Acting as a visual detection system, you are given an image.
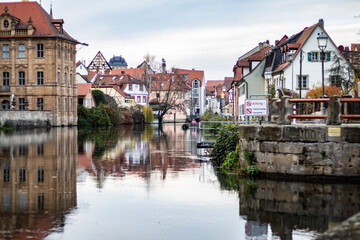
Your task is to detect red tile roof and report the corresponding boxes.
[151,73,191,91]
[112,68,145,79]
[77,83,92,96]
[273,23,317,73]
[172,68,204,86]
[0,2,77,42]
[93,74,143,86]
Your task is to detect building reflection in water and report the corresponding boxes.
[239,178,360,240]
[0,128,77,239]
[77,124,206,187]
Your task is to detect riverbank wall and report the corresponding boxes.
[239,124,360,177]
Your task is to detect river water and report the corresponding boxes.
[0,124,359,240]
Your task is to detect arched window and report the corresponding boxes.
[1,100,10,110]
[192,79,199,88]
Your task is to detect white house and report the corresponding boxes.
[92,74,149,107]
[265,19,353,98]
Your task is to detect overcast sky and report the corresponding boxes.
[5,0,360,79]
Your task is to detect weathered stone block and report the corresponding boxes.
[279,142,304,154]
[283,126,303,141]
[246,141,260,152]
[303,127,326,142]
[324,166,333,175]
[350,157,360,168]
[344,144,360,156]
[311,166,324,175]
[260,142,279,153]
[304,143,320,152]
[239,126,259,140]
[343,127,360,143]
[258,126,282,141]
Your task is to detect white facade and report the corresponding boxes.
[276,25,352,97]
[124,83,149,106]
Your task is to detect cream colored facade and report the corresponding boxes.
[0,2,78,126]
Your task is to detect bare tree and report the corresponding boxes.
[150,72,191,125]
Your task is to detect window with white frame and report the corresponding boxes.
[2,44,9,58]
[297,75,309,89]
[18,44,25,58]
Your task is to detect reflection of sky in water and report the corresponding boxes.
[47,165,246,240]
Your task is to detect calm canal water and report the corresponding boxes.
[0,124,359,240]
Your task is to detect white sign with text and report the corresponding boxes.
[245,99,268,116]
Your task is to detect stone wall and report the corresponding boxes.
[239,125,360,177]
[0,110,52,127]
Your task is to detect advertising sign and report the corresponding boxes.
[245,99,268,116]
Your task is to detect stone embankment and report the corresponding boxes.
[239,124,360,177]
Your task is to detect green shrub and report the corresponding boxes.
[210,124,239,165]
[246,165,259,175]
[244,149,256,166]
[222,147,240,172]
[104,105,124,125]
[92,90,105,105]
[90,104,111,126]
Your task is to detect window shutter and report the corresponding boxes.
[326,52,331,61]
[308,52,312,61]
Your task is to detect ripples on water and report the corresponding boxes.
[0,124,359,240]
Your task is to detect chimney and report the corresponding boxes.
[162,58,166,73]
[275,40,280,46]
[318,19,324,28]
[259,42,263,50]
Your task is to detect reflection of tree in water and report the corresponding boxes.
[80,125,195,188]
[78,126,130,159]
[214,171,240,192]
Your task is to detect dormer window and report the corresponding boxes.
[3,20,9,29]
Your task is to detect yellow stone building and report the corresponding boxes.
[0,1,78,126]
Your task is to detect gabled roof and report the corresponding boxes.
[0,2,77,42]
[267,22,318,74]
[77,83,92,96]
[111,68,145,79]
[172,68,204,86]
[233,44,272,81]
[92,74,143,86]
[151,73,191,91]
[87,51,112,72]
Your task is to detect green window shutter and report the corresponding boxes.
[308,52,312,61]
[326,52,331,61]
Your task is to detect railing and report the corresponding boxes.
[271,96,360,125]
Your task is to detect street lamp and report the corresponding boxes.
[317,33,328,98]
[317,32,328,123]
